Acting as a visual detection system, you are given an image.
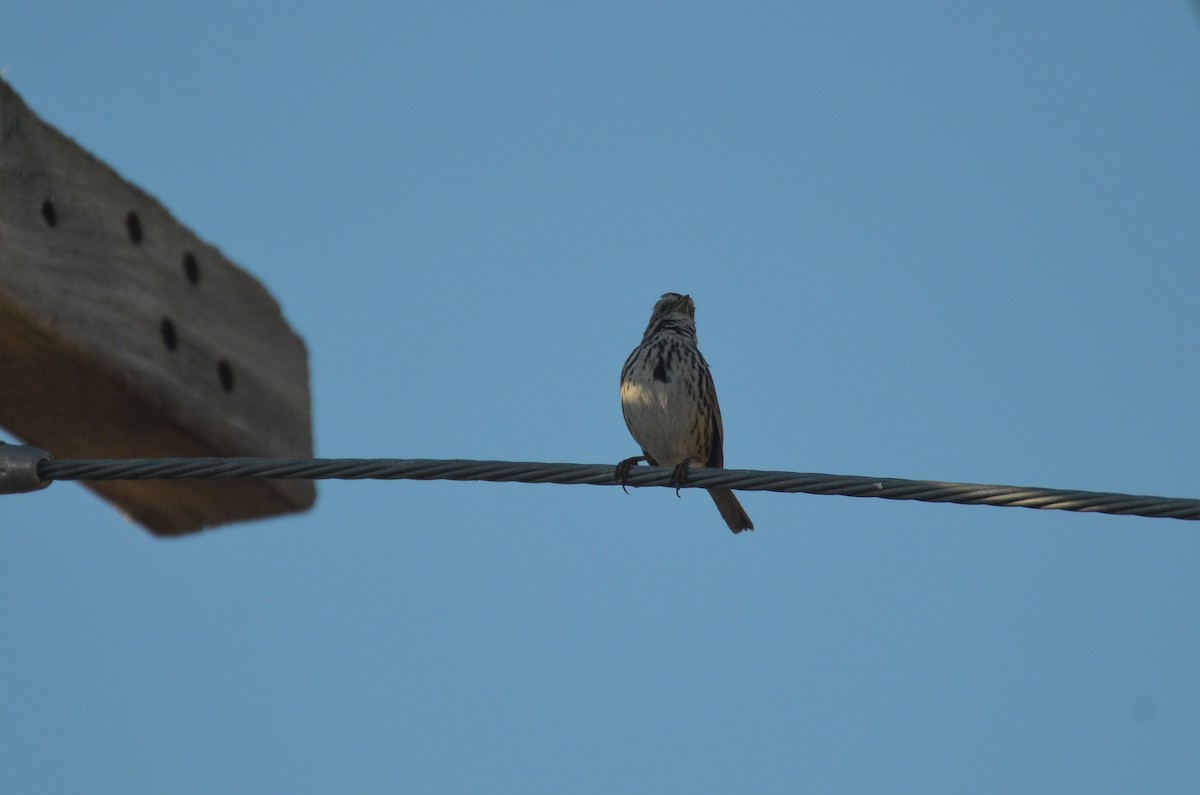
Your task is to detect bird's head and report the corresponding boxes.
[642,292,697,339]
[650,292,694,321]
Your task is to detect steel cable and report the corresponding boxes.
[31,456,1200,521]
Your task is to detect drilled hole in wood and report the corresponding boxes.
[41,199,57,227]
[218,360,234,392]
[183,252,200,284]
[160,318,177,351]
[126,211,143,243]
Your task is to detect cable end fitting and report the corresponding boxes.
[0,442,53,494]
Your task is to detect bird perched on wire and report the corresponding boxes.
[616,293,754,533]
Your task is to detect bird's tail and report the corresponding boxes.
[708,488,754,534]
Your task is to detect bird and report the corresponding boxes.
[616,292,754,533]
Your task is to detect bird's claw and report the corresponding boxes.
[615,456,648,494]
[671,461,691,499]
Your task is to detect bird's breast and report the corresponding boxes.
[620,348,707,467]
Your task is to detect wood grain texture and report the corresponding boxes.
[0,78,315,535]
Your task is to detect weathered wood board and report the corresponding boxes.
[0,78,315,535]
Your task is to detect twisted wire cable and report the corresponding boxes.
[32,456,1200,521]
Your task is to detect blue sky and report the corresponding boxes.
[3,2,1200,791]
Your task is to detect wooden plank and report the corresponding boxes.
[0,78,315,535]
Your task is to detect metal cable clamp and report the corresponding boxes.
[0,443,53,494]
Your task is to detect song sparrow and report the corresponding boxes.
[616,293,753,533]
